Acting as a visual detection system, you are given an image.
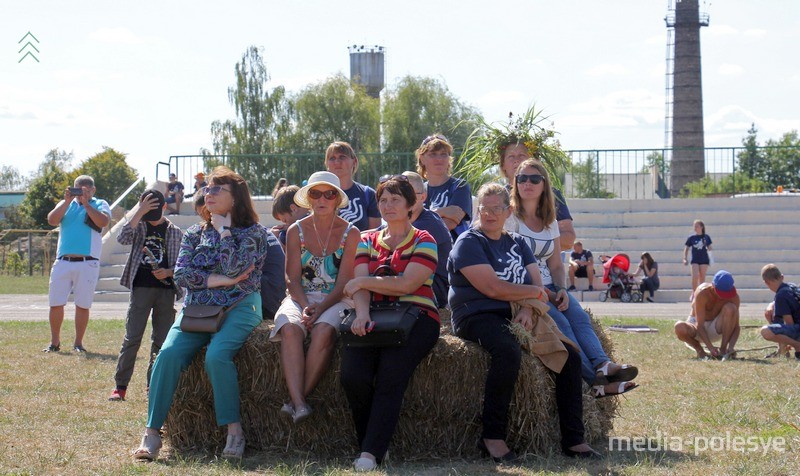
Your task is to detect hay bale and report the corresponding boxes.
[166,311,618,459]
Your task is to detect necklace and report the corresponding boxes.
[312,215,336,256]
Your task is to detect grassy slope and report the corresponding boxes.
[0,318,797,475]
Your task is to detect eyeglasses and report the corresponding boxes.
[420,134,449,146]
[201,185,232,196]
[515,173,545,185]
[307,188,340,200]
[478,205,509,216]
[378,174,409,184]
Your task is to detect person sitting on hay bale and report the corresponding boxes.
[269,171,360,423]
[133,166,271,461]
[674,270,740,360]
[341,174,440,472]
[508,159,638,397]
[448,184,602,461]
[760,264,800,359]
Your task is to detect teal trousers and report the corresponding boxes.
[146,292,262,428]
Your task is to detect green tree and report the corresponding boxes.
[737,123,764,179]
[760,131,800,189]
[70,147,143,209]
[640,151,670,177]
[293,74,380,153]
[20,149,72,228]
[382,76,482,154]
[0,165,27,191]
[572,153,614,198]
[210,46,296,194]
[681,172,769,197]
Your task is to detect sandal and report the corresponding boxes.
[595,361,638,385]
[593,381,639,399]
[222,433,245,460]
[133,433,162,461]
[42,344,60,353]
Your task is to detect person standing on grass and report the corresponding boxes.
[324,141,382,232]
[759,264,800,359]
[674,270,740,359]
[109,190,183,401]
[683,219,713,300]
[43,175,111,354]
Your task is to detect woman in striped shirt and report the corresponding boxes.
[341,174,440,472]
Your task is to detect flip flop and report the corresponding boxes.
[593,381,639,399]
[594,361,638,385]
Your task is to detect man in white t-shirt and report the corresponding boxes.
[43,175,111,353]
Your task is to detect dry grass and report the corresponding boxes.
[0,315,798,475]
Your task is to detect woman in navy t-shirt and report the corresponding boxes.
[417,134,472,241]
[683,219,713,299]
[324,141,381,232]
[448,183,600,460]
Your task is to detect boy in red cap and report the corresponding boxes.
[674,270,740,359]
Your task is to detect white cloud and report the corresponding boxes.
[584,64,631,77]
[743,29,767,38]
[718,64,744,76]
[88,27,145,45]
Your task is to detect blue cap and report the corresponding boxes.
[712,270,737,299]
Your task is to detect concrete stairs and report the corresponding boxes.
[565,195,800,303]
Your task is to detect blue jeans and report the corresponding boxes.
[147,292,262,428]
[546,284,609,384]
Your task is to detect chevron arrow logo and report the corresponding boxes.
[18,31,40,63]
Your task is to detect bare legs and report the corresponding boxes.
[674,303,739,358]
[690,264,709,297]
[48,305,90,347]
[279,323,337,409]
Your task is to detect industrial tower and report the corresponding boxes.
[665,0,709,195]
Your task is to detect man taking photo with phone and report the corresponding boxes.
[43,175,111,353]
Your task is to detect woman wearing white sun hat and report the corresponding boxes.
[270,171,360,423]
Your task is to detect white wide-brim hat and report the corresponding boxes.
[294,171,349,209]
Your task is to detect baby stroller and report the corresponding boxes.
[598,253,643,303]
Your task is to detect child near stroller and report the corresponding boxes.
[599,253,643,303]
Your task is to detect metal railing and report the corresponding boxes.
[162,145,800,200]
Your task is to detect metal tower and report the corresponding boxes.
[665,0,709,195]
[348,45,385,99]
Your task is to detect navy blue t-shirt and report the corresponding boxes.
[425,176,472,241]
[447,228,537,332]
[260,231,286,319]
[685,234,712,265]
[339,181,380,232]
[570,249,593,265]
[773,282,800,325]
[413,209,453,308]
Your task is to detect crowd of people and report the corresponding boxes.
[39,130,798,470]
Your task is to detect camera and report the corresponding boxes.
[68,187,83,196]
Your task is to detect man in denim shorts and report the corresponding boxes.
[760,264,800,359]
[44,175,111,353]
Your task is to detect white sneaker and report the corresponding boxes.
[353,456,377,472]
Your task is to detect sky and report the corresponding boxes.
[2,0,799,186]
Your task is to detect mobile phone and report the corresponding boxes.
[68,187,83,196]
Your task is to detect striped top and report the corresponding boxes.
[355,227,440,323]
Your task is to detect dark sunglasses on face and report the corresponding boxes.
[307,188,340,200]
[378,174,409,184]
[420,134,449,146]
[201,185,231,196]
[516,173,545,185]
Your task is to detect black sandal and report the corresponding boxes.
[42,344,60,353]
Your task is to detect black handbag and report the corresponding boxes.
[180,300,241,333]
[339,301,421,347]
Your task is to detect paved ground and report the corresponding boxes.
[0,294,768,321]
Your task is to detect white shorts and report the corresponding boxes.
[269,292,354,342]
[687,315,721,342]
[48,259,100,308]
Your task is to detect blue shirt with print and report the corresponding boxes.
[339,181,380,232]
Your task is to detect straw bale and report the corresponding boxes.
[166,310,618,459]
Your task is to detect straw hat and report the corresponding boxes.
[294,171,349,209]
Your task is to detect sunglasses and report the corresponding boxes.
[420,134,449,146]
[478,205,509,216]
[378,174,409,184]
[201,185,232,196]
[307,188,340,200]
[515,173,545,185]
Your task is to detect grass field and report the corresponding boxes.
[0,274,50,294]
[0,317,798,475]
